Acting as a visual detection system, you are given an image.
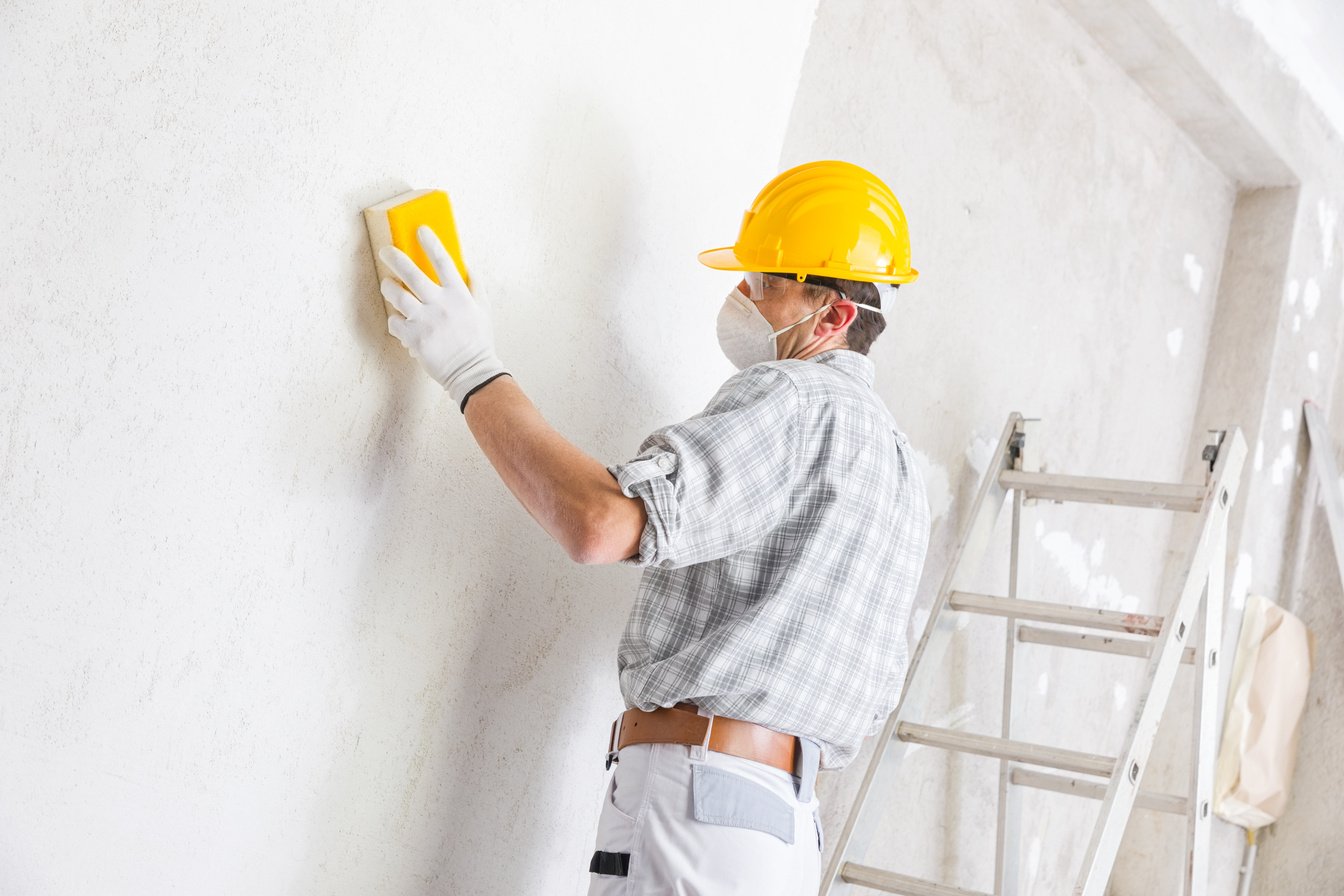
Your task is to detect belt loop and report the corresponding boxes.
[605,711,624,770]
[691,705,714,761]
[793,737,820,803]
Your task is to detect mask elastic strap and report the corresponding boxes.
[767,301,836,340]
[766,294,890,344]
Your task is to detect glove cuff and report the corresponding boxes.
[459,371,512,414]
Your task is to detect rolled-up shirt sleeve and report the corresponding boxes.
[605,364,801,569]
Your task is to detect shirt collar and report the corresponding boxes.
[807,348,875,388]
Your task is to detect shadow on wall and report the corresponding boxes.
[283,89,649,894]
[500,81,682,443]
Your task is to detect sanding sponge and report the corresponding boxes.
[363,189,472,318]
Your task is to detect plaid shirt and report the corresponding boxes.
[605,348,931,770]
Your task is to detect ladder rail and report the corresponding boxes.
[993,487,1024,896]
[1071,429,1245,896]
[1183,518,1225,895]
[819,412,1024,896]
[819,415,1245,896]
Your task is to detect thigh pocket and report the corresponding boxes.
[690,762,796,845]
[589,776,637,890]
[605,771,637,822]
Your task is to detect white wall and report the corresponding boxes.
[781,0,1237,891]
[1235,0,1344,139]
[0,2,818,893]
[783,0,1344,893]
[5,0,1340,894]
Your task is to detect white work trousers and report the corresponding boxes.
[586,735,824,895]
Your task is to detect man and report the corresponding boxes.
[378,159,932,895]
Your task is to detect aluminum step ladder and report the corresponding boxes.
[819,412,1247,896]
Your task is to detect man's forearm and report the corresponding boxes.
[460,374,641,563]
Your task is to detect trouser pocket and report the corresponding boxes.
[690,762,796,844]
[588,744,653,894]
[588,776,636,894]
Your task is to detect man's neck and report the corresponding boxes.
[794,341,847,361]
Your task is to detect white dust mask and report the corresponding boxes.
[716,284,882,370]
[716,285,778,369]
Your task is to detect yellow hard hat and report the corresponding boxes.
[698,159,918,284]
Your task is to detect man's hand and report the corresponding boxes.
[379,226,507,408]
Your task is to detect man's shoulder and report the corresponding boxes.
[763,357,907,441]
[705,362,801,410]
[705,356,882,420]
[760,357,873,407]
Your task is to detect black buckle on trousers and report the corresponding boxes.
[589,850,630,877]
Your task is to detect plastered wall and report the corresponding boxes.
[782,0,1235,891]
[3,1,1341,894]
[784,0,1344,894]
[0,2,819,894]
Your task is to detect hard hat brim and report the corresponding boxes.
[697,245,919,285]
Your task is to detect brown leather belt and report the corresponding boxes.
[606,701,800,775]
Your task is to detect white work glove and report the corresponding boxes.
[379,225,509,411]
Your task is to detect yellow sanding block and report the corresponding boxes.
[363,189,472,316]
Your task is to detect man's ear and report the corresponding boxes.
[827,299,860,334]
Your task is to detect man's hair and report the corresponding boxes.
[768,272,893,355]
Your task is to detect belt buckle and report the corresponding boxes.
[605,711,624,770]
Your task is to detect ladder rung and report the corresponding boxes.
[999,469,1206,512]
[1017,624,1196,663]
[1010,768,1189,815]
[896,723,1115,777]
[839,863,992,896]
[948,591,1164,635]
